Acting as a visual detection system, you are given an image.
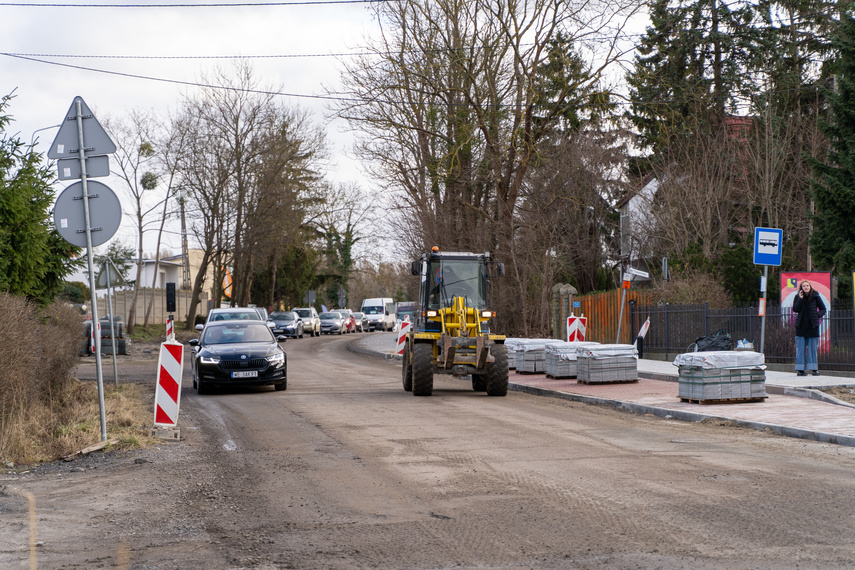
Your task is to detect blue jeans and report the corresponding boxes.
[795,336,819,371]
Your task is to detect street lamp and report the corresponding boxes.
[30,124,61,147]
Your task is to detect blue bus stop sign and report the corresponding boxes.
[753,227,783,266]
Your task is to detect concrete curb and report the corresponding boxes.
[351,338,855,448]
[509,382,855,448]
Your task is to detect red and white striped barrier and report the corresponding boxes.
[396,316,411,355]
[154,340,184,427]
[567,313,587,342]
[90,320,101,355]
[165,317,174,341]
[634,317,651,346]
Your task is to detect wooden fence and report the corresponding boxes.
[576,289,653,344]
[95,288,209,326]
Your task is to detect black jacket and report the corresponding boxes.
[793,291,826,337]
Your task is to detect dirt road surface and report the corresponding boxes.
[3,333,855,569]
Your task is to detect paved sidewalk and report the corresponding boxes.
[349,334,855,447]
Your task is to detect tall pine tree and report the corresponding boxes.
[810,11,855,291]
[0,93,80,302]
[627,0,757,153]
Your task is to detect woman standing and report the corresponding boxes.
[792,280,827,376]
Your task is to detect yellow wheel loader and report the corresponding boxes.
[401,248,508,396]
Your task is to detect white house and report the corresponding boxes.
[615,172,659,278]
[137,258,182,289]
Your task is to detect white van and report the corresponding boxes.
[361,297,395,331]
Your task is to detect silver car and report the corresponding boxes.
[319,311,345,335]
[292,307,321,337]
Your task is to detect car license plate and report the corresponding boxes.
[231,371,258,379]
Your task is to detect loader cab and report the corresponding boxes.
[411,251,504,332]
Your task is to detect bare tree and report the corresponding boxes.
[331,0,641,333]
[141,113,192,328]
[642,122,745,263]
[105,110,163,334]
[174,105,233,327]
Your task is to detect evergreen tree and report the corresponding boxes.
[627,0,757,152]
[0,93,81,302]
[810,12,855,289]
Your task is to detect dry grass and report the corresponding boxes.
[0,294,157,465]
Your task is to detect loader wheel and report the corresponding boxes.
[486,344,509,397]
[402,341,413,392]
[471,374,487,392]
[412,343,434,396]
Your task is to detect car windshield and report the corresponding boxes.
[209,310,260,321]
[270,312,296,321]
[294,309,312,318]
[353,312,364,318]
[320,312,339,319]
[203,323,273,345]
[363,306,382,315]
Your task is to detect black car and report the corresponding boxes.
[269,311,304,338]
[189,321,287,394]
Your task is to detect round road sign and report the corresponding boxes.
[54,180,122,248]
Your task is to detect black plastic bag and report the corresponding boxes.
[690,330,732,352]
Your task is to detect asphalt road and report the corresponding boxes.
[3,333,855,569]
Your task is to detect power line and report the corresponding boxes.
[2,51,373,60]
[2,52,353,102]
[0,51,823,111]
[0,1,387,6]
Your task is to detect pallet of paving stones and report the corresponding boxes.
[504,338,525,370]
[577,377,640,385]
[509,338,566,374]
[679,396,768,405]
[544,341,602,379]
[576,344,638,384]
[673,351,766,403]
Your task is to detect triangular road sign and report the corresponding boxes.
[48,96,116,159]
[96,259,127,289]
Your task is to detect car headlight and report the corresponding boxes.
[200,355,221,364]
[268,352,285,366]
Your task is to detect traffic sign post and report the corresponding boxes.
[50,97,118,443]
[754,227,783,355]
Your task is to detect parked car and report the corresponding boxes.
[396,301,417,324]
[352,311,369,333]
[269,311,304,338]
[335,309,357,333]
[292,307,321,337]
[201,307,269,329]
[251,306,270,321]
[361,298,396,331]
[319,311,346,335]
[188,320,287,394]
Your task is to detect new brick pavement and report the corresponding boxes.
[350,333,855,447]
[509,372,855,447]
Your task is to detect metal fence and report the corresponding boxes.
[628,301,855,371]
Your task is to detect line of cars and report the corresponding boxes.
[188,305,376,394]
[319,308,370,334]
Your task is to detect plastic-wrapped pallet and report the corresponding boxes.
[673,351,766,402]
[576,344,638,383]
[504,338,526,370]
[512,339,566,373]
[506,338,538,370]
[545,342,601,379]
